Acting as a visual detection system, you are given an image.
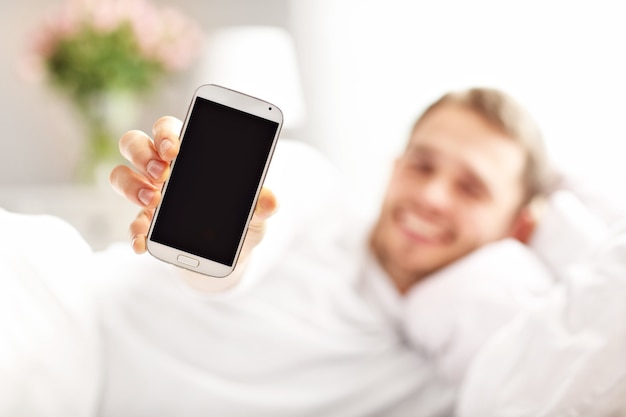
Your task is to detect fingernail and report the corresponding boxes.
[131,236,143,254]
[260,197,272,211]
[259,197,277,215]
[160,139,172,156]
[138,188,155,206]
[147,159,165,180]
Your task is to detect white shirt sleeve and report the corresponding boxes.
[457,221,626,417]
[173,139,349,295]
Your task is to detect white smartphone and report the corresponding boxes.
[146,84,283,277]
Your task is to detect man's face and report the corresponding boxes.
[371,103,527,291]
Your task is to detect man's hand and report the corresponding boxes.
[109,115,278,266]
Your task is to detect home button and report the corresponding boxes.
[177,254,199,267]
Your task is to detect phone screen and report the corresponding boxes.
[150,97,279,266]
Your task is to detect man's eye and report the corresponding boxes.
[411,161,434,175]
[457,181,482,198]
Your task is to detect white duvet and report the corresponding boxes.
[457,219,626,416]
[1,140,625,416]
[0,210,100,417]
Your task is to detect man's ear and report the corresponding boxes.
[509,198,546,244]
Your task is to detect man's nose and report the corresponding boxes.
[418,178,452,211]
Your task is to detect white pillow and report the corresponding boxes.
[529,190,609,277]
[457,220,626,417]
[402,238,554,386]
[401,190,611,387]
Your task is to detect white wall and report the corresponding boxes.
[2,0,625,221]
[290,0,626,217]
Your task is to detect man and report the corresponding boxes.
[100,87,553,416]
[112,87,552,291]
[369,88,551,293]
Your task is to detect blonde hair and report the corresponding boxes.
[413,87,553,206]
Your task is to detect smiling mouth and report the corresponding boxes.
[396,210,451,245]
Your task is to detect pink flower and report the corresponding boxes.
[150,7,204,71]
[27,0,202,74]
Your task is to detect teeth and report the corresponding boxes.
[401,212,444,242]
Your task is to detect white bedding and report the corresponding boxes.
[458,220,626,416]
[1,139,624,416]
[0,210,100,417]
[403,238,554,386]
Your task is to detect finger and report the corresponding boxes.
[152,116,183,162]
[251,187,279,225]
[239,188,278,250]
[118,130,170,183]
[110,165,161,209]
[129,209,154,254]
[241,188,278,252]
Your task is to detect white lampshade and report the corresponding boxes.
[198,25,306,131]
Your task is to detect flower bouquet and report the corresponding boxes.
[28,0,202,181]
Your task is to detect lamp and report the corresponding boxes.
[198,25,306,132]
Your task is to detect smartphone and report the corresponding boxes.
[146,84,283,277]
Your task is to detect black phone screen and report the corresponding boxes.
[150,97,279,266]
